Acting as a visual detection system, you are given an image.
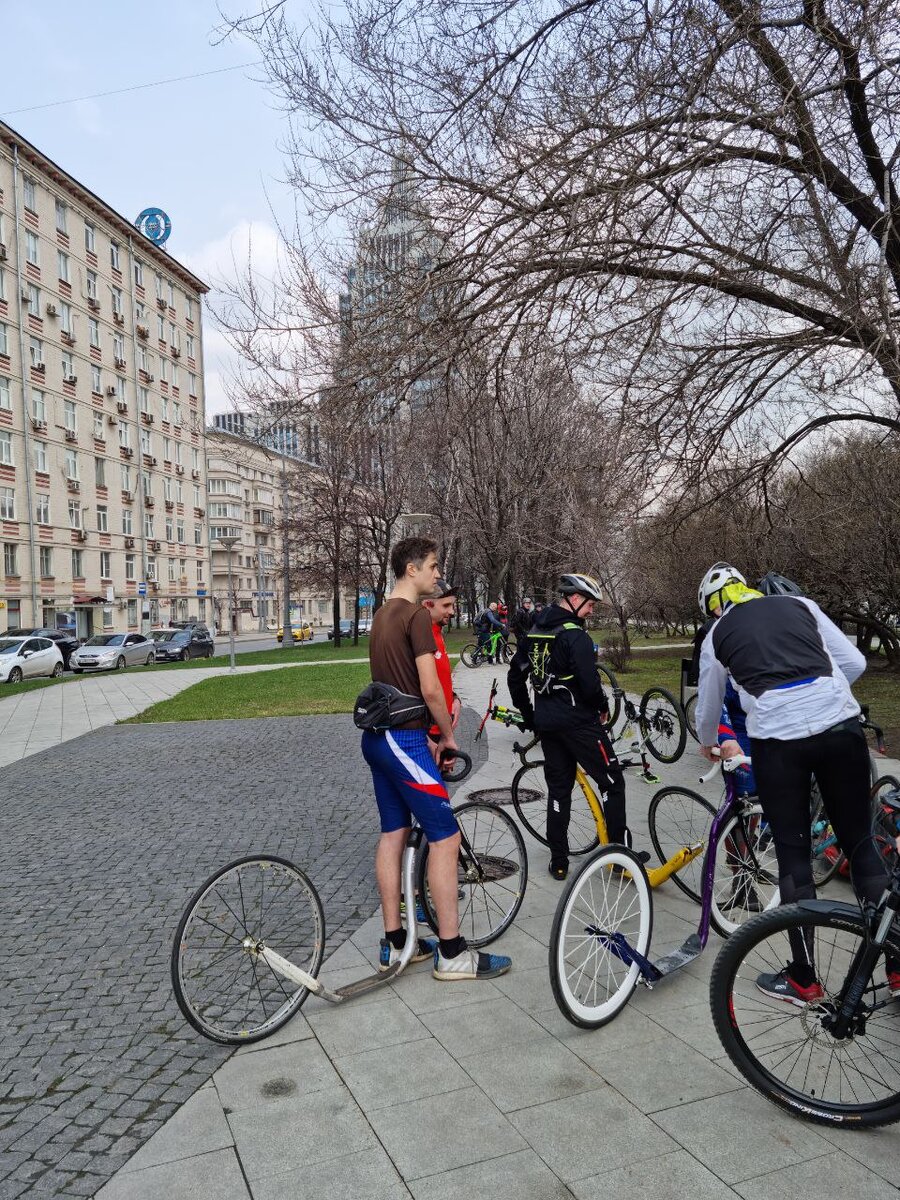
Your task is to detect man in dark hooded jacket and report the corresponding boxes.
[508,573,642,880]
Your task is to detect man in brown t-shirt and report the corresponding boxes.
[361,536,511,983]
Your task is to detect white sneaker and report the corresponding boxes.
[432,946,511,981]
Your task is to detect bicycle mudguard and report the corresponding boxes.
[796,898,866,920]
[653,933,703,977]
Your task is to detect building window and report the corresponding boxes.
[0,323,7,357]
[163,475,172,502]
[26,231,39,267]
[88,318,100,349]
[157,315,166,341]
[168,557,176,582]
[194,525,202,546]
[163,436,171,461]
[173,401,182,425]
[186,296,193,321]
[64,400,76,433]
[176,520,185,543]
[93,411,104,440]
[156,274,165,301]
[102,607,114,629]
[161,396,169,421]
[193,484,200,506]
[165,516,174,541]
[158,356,167,382]
[97,505,108,533]
[0,269,4,302]
[23,177,37,209]
[140,427,151,455]
[0,487,15,520]
[112,333,124,362]
[60,302,73,335]
[0,377,9,411]
[68,498,81,528]
[125,553,135,580]
[139,386,149,414]
[191,448,199,470]
[35,494,50,525]
[40,546,52,576]
[112,287,123,316]
[64,449,78,480]
[144,513,154,538]
[95,456,106,487]
[0,431,13,466]
[168,281,175,307]
[61,350,75,378]
[100,551,111,578]
[3,543,17,576]
[146,556,156,581]
[30,337,44,367]
[175,480,183,503]
[122,507,133,535]
[55,200,67,233]
[27,284,41,316]
[86,271,98,302]
[189,373,198,396]
[197,562,204,584]
[33,441,47,473]
[127,598,137,625]
[58,250,70,282]
[84,222,96,253]
[91,365,101,394]
[71,548,83,577]
[119,421,131,449]
[110,242,120,271]
[174,442,183,467]
[134,260,144,287]
[121,463,132,491]
[172,364,179,389]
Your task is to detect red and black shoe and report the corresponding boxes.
[887,971,900,999]
[756,969,824,1007]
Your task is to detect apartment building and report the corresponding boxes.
[206,428,355,632]
[0,121,211,637]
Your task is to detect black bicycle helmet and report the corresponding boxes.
[757,571,804,597]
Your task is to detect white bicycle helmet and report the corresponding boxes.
[698,562,746,616]
[558,573,603,601]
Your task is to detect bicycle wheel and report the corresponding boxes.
[710,902,900,1127]
[684,693,699,741]
[648,786,717,903]
[708,802,780,937]
[550,845,654,1028]
[460,643,479,667]
[510,760,600,856]
[639,687,687,763]
[810,780,843,886]
[596,664,621,727]
[171,855,325,1045]
[417,800,527,947]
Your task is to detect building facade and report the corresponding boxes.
[206,428,355,633]
[212,402,320,464]
[0,122,211,637]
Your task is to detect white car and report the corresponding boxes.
[0,636,65,684]
[70,633,155,673]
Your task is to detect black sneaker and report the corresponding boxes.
[548,863,568,881]
[756,969,824,1007]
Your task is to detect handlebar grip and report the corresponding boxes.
[440,748,472,783]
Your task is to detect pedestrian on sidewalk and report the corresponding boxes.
[362,536,511,982]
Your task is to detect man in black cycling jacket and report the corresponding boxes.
[695,562,899,1004]
[508,573,644,880]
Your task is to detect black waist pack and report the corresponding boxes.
[353,681,428,731]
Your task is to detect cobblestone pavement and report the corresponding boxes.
[0,711,485,1199]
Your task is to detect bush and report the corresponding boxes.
[601,635,631,673]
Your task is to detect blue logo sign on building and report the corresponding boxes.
[135,208,172,246]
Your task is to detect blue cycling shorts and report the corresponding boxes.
[361,729,458,842]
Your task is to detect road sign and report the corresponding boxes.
[137,583,147,597]
[252,591,275,597]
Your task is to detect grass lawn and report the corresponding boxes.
[123,662,372,723]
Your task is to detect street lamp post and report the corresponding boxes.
[280,469,293,649]
[217,534,241,673]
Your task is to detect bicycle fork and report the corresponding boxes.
[828,891,900,1039]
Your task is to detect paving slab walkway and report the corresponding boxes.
[94,666,900,1200]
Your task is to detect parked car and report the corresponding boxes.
[327,619,355,640]
[151,628,215,663]
[70,633,155,673]
[2,627,80,668]
[168,620,211,633]
[275,622,314,643]
[0,636,64,684]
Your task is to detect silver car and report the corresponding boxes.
[0,636,65,684]
[70,633,155,673]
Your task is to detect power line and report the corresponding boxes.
[1,62,264,117]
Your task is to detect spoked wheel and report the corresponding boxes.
[684,693,698,741]
[460,643,479,667]
[810,780,843,886]
[550,844,653,1028]
[639,687,687,763]
[511,760,600,857]
[648,786,716,903]
[708,801,780,937]
[417,800,527,947]
[710,903,900,1127]
[596,664,621,728]
[171,855,325,1044]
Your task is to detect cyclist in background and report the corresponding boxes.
[513,596,535,642]
[474,602,506,662]
[508,573,647,880]
[695,562,899,1004]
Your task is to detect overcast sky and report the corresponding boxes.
[1,2,308,414]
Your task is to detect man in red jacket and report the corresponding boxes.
[423,578,461,738]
